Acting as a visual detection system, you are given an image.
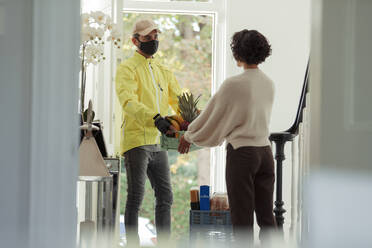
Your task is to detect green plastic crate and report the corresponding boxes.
[160,131,202,152]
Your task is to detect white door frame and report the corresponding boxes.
[122,0,228,193]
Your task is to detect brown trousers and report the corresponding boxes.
[226,143,276,244]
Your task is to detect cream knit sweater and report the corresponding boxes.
[184,68,275,149]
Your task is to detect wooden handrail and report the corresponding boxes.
[286,61,310,135]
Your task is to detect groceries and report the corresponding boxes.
[177,92,201,131]
[163,92,201,136]
[200,185,210,210]
[190,186,200,210]
[189,185,232,243]
[210,192,229,211]
[160,92,203,152]
[189,185,229,211]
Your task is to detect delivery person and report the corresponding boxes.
[115,19,182,246]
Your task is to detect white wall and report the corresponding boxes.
[310,0,372,172]
[0,0,32,246]
[306,0,372,246]
[0,0,80,247]
[226,0,311,132]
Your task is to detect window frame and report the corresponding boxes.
[117,0,227,192]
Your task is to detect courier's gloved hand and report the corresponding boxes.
[153,114,171,134]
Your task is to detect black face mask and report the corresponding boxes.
[138,39,159,56]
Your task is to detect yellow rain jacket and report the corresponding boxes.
[115,51,181,154]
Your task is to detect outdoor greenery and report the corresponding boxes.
[119,13,212,240]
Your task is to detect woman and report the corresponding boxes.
[178,29,276,244]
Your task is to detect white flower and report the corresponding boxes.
[91,11,106,24]
[81,33,90,43]
[80,12,121,66]
[81,26,92,42]
[107,25,121,43]
[84,26,96,40]
[84,44,104,65]
[86,44,103,56]
[105,22,113,31]
[81,13,90,25]
[94,27,105,40]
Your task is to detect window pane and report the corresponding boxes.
[120,12,213,240]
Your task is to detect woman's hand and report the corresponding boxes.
[178,135,191,154]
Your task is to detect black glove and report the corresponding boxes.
[153,114,171,134]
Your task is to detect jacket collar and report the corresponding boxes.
[133,50,156,63]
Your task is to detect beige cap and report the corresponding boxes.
[132,19,160,36]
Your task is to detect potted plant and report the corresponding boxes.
[80,11,121,122]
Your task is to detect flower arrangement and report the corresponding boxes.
[80,11,121,121]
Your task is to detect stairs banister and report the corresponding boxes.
[269,60,310,230]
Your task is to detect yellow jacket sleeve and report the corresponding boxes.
[115,64,157,127]
[167,71,182,113]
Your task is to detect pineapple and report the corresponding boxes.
[177,92,201,130]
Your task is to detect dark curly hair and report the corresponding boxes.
[230,29,271,65]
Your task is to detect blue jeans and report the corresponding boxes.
[123,147,173,246]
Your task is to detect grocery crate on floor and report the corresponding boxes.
[189,210,233,244]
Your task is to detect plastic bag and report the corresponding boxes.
[210,192,229,211]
